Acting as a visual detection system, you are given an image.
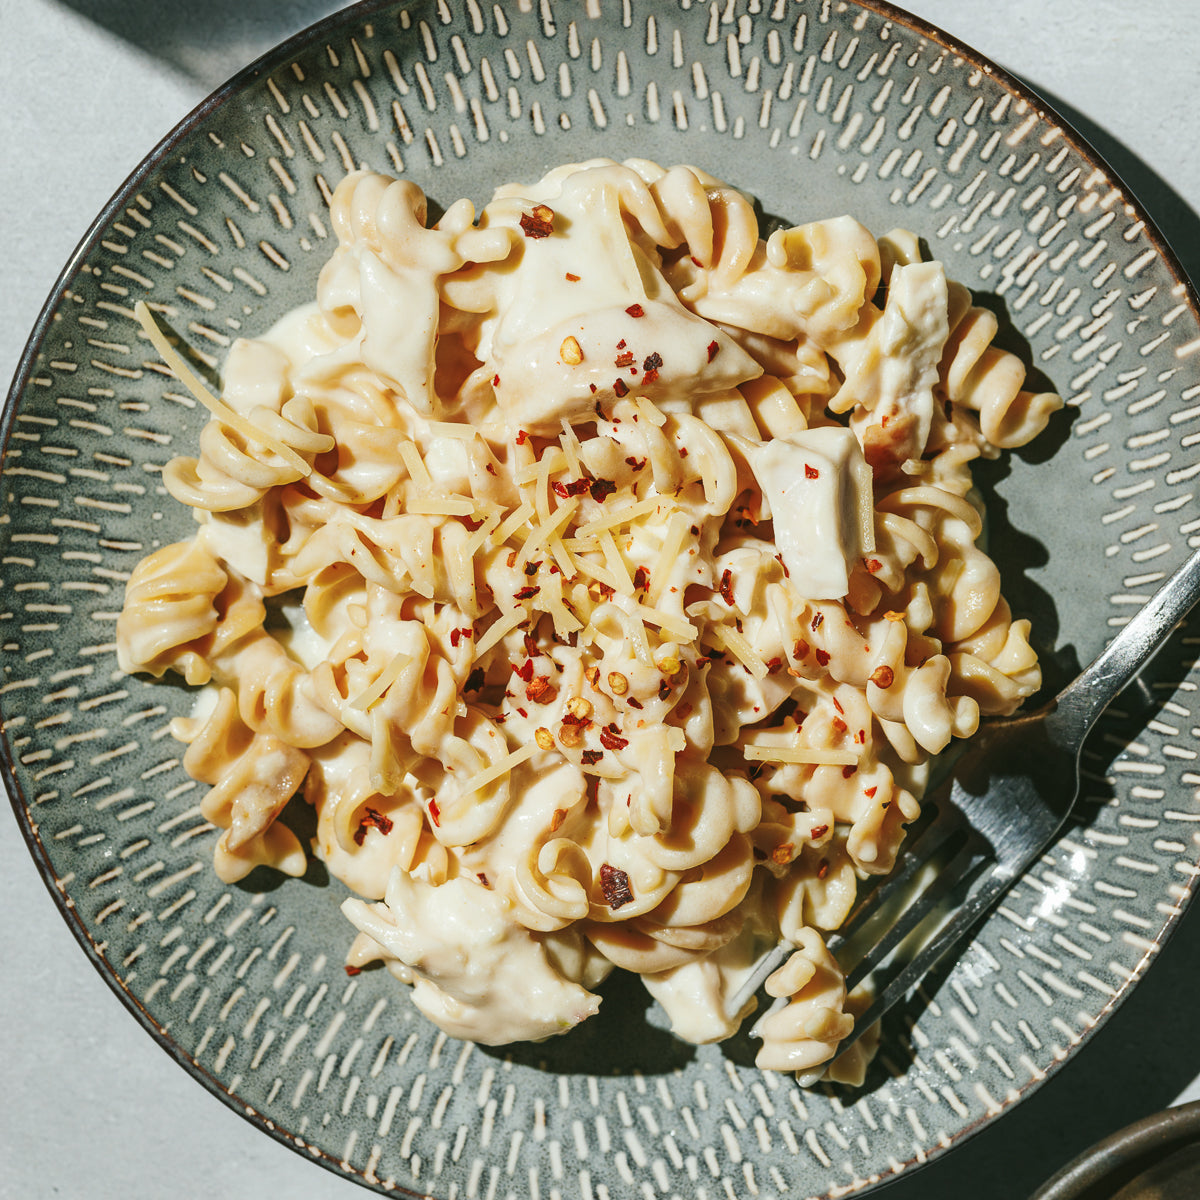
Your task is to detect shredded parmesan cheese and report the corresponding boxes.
[599,530,634,594]
[491,501,536,547]
[399,441,433,490]
[743,745,861,766]
[559,420,583,477]
[647,510,689,606]
[518,499,580,569]
[635,395,668,428]
[349,652,413,712]
[515,448,568,487]
[459,741,537,797]
[634,601,698,644]
[577,496,663,537]
[474,607,525,655]
[466,510,502,557]
[708,624,769,679]
[134,301,309,475]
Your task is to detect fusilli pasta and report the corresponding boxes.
[117,159,1058,1082]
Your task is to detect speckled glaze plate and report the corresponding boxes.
[6,2,1200,1197]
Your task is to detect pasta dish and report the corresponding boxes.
[116,159,1059,1081]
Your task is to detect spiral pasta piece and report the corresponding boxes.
[116,539,228,685]
[940,280,1063,449]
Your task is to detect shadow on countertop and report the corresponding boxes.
[54,0,351,88]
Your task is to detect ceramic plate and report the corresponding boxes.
[7,2,1200,1197]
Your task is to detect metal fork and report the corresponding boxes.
[733,543,1200,1063]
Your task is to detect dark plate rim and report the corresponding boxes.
[3,2,1199,1197]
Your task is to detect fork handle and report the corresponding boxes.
[1053,543,1200,740]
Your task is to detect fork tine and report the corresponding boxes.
[840,862,1018,1051]
[832,800,972,939]
[841,832,987,993]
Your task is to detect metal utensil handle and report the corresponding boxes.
[1054,543,1200,737]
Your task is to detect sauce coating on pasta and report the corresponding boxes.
[117,160,1058,1079]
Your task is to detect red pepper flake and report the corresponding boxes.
[589,478,617,502]
[595,581,615,600]
[616,339,627,349]
[344,964,362,976]
[476,872,490,886]
[492,374,500,387]
[627,697,644,709]
[613,378,629,398]
[870,665,895,689]
[765,656,783,675]
[461,514,485,532]
[706,340,719,362]
[804,463,819,480]
[486,463,497,476]
[516,706,529,718]
[855,728,866,744]
[811,612,824,631]
[832,716,848,735]
[793,638,810,659]
[581,749,604,766]
[865,558,883,574]
[526,676,556,703]
[625,455,647,470]
[832,697,844,714]
[657,678,672,701]
[865,786,878,798]
[565,272,580,281]
[842,764,858,779]
[464,666,486,692]
[550,808,567,833]
[632,565,650,591]
[552,477,592,498]
[519,204,555,238]
[719,569,735,606]
[450,626,473,647]
[353,806,394,845]
[641,351,663,374]
[428,799,441,827]
[514,659,535,682]
[815,648,831,667]
[615,350,635,368]
[522,632,542,658]
[810,823,829,839]
[599,725,629,751]
[599,863,635,909]
[643,367,660,385]
[625,303,645,317]
[589,382,598,394]
[678,447,689,458]
[514,585,540,600]
[524,560,543,578]
[817,859,830,880]
[515,429,529,446]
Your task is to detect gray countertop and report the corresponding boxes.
[3,2,1199,1198]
